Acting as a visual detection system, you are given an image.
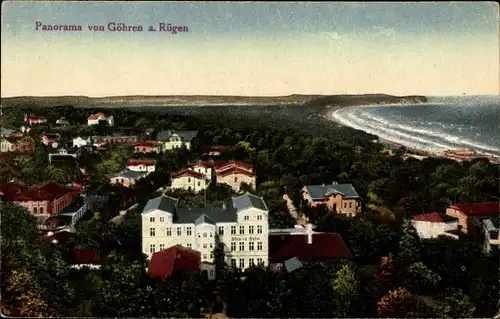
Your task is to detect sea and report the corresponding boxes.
[331,95,500,158]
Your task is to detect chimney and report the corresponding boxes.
[306,223,313,244]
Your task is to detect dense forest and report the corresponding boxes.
[1,102,498,317]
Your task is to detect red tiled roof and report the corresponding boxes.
[171,169,205,179]
[214,161,253,170]
[135,142,157,148]
[413,212,458,223]
[268,233,352,263]
[148,245,201,280]
[26,114,47,120]
[216,166,255,178]
[127,160,156,166]
[450,202,500,216]
[0,181,77,201]
[87,112,107,120]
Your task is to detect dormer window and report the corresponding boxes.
[244,215,249,220]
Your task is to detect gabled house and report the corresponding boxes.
[134,141,159,153]
[156,130,198,151]
[301,182,361,217]
[216,166,256,192]
[446,202,500,234]
[214,160,253,173]
[0,181,80,218]
[1,136,35,153]
[41,133,61,146]
[127,160,156,172]
[24,114,47,125]
[268,224,352,272]
[186,161,214,181]
[109,170,149,188]
[412,212,460,239]
[87,112,114,126]
[171,169,208,192]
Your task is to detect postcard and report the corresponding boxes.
[1,1,499,318]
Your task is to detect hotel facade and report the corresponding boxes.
[141,192,269,270]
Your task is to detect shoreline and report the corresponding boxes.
[328,104,500,164]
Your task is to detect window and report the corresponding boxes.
[231,242,236,251]
[188,177,191,182]
[160,217,164,222]
[210,252,213,259]
[149,244,156,253]
[177,227,181,236]
[257,225,262,234]
[203,232,207,238]
[249,258,255,267]
[218,226,224,235]
[210,232,213,237]
[231,258,237,268]
[231,226,236,235]
[344,202,347,208]
[244,215,249,221]
[234,177,238,183]
[187,243,192,249]
[187,227,192,236]
[166,227,172,236]
[257,242,262,250]
[203,243,207,248]
[150,217,155,222]
[198,233,201,238]
[239,258,245,268]
[239,242,244,251]
[34,207,38,214]
[249,242,254,251]
[150,228,156,236]
[349,202,352,208]
[257,258,263,265]
[203,254,207,260]
[210,243,213,248]
[239,226,244,235]
[159,244,165,251]
[39,207,44,214]
[198,181,201,186]
[249,225,254,234]
[257,215,262,220]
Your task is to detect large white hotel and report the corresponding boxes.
[141,192,269,270]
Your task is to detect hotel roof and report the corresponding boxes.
[413,212,458,223]
[450,202,500,216]
[303,182,360,200]
[232,192,268,212]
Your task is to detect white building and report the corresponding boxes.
[156,130,198,151]
[87,113,114,126]
[482,217,500,253]
[127,160,156,173]
[187,161,214,182]
[171,169,209,192]
[412,212,460,239]
[72,137,88,148]
[0,138,14,152]
[141,192,269,270]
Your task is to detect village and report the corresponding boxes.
[1,110,499,283]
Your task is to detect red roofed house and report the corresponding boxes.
[171,169,208,192]
[127,160,156,173]
[134,141,159,154]
[446,202,500,234]
[214,161,255,192]
[268,224,352,272]
[148,245,201,280]
[200,146,232,156]
[412,212,460,239]
[24,113,47,125]
[187,160,215,182]
[216,167,256,192]
[0,181,80,219]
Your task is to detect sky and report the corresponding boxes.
[1,1,499,97]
